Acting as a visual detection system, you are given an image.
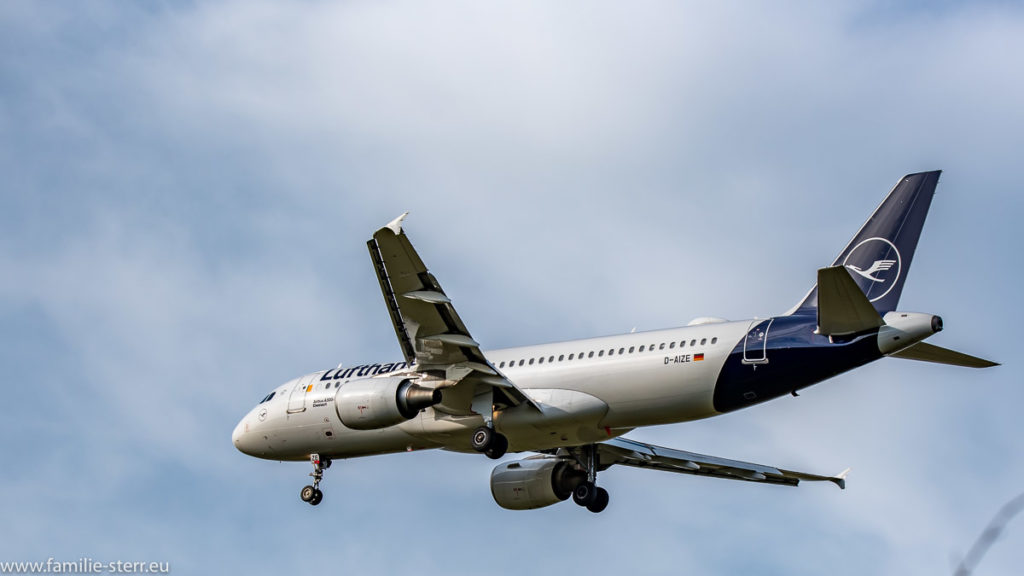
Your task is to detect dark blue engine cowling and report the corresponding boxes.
[712,315,883,413]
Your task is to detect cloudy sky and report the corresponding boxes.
[1,1,1021,574]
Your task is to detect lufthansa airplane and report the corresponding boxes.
[233,171,996,512]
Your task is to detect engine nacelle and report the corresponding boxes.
[335,377,442,430]
[490,457,585,510]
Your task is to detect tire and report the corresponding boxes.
[300,485,316,502]
[471,426,493,452]
[484,433,508,459]
[572,482,597,507]
[586,487,609,513]
[310,489,323,506]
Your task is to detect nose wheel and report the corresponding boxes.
[300,453,330,506]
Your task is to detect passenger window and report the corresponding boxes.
[529,358,535,365]
[499,361,505,368]
[538,357,544,364]
[690,339,697,346]
[618,347,625,355]
[588,351,595,358]
[518,360,525,366]
[639,345,645,352]
[549,356,554,363]
[712,337,718,344]
[559,354,565,361]
[569,353,575,360]
[629,346,635,353]
[598,350,605,357]
[669,342,676,349]
[680,340,686,347]
[701,338,707,345]
[659,343,665,350]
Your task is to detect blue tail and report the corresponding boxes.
[793,171,940,316]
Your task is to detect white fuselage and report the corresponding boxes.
[232,321,751,461]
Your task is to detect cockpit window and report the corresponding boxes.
[259,391,276,404]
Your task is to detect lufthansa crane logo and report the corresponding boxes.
[842,237,901,303]
[846,259,896,282]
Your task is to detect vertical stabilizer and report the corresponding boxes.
[793,171,940,315]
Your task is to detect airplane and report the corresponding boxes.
[232,170,997,512]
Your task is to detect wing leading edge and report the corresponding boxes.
[597,437,849,489]
[367,213,535,412]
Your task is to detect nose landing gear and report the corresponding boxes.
[300,453,331,506]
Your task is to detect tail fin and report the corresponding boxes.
[793,171,941,315]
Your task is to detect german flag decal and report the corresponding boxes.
[694,353,705,362]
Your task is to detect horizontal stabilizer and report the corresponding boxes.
[816,266,884,336]
[890,342,999,368]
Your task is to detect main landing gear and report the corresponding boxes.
[300,453,330,506]
[471,426,508,459]
[573,444,609,513]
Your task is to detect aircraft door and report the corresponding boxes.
[742,319,773,365]
[287,374,315,413]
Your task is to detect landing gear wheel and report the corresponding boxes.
[300,485,316,502]
[301,453,329,507]
[484,433,508,459]
[586,487,609,513]
[471,426,509,458]
[573,482,598,507]
[471,426,494,452]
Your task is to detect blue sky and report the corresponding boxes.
[1,1,1021,574]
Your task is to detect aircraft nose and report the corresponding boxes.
[232,417,253,455]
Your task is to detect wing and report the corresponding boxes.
[367,213,535,413]
[596,437,848,489]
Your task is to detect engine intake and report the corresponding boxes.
[490,457,585,510]
[335,377,442,430]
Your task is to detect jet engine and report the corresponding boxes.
[490,457,585,510]
[335,377,442,430]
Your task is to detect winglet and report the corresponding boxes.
[831,467,851,490]
[385,212,409,235]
